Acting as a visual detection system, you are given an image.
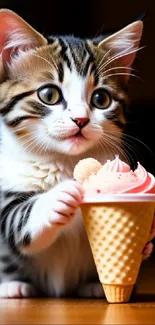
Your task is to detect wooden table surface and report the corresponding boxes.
[0,298,155,325]
[1,249,155,324]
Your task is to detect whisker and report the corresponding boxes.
[97,64,135,78]
[35,136,49,155]
[102,66,135,75]
[110,130,154,157]
[43,137,52,157]
[10,125,31,134]
[102,46,142,69]
[31,53,58,72]
[98,131,123,161]
[16,130,38,141]
[20,128,47,154]
[102,133,137,167]
[100,134,126,158]
[108,140,132,166]
[29,130,52,156]
[98,138,112,160]
[22,135,38,147]
[96,48,112,73]
[103,72,141,80]
[104,129,155,167]
[100,46,143,72]
[95,48,142,79]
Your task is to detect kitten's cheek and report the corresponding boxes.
[82,129,102,141]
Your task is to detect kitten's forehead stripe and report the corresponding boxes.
[68,44,81,72]
[85,41,94,59]
[58,61,64,83]
[58,38,72,71]
[68,40,88,73]
[81,56,94,77]
[49,36,98,80]
[67,39,95,76]
[90,63,99,85]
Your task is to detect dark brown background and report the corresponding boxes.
[0,0,155,290]
[1,0,155,173]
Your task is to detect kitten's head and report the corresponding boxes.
[0,10,143,156]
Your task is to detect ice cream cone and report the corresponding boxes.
[81,196,155,303]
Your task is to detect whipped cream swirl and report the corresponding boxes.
[80,157,155,194]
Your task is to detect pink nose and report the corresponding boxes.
[71,117,89,128]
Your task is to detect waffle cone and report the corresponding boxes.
[81,201,155,303]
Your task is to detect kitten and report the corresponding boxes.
[0,9,147,298]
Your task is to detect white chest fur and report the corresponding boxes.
[0,121,74,192]
[0,154,73,192]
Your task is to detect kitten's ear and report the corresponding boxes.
[0,9,47,64]
[98,21,143,82]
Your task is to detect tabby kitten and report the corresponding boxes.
[0,9,146,298]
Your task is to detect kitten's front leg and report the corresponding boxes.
[1,180,83,255]
[21,180,83,254]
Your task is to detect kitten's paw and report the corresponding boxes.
[77,282,105,298]
[49,180,83,225]
[0,281,36,298]
[142,242,153,260]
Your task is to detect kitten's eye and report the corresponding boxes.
[38,85,62,105]
[91,89,111,109]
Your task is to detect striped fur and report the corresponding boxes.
[0,10,143,298]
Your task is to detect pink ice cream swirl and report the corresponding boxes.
[82,156,155,194]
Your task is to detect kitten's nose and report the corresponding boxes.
[71,117,89,129]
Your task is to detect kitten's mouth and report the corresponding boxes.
[74,131,82,137]
[54,129,87,141]
[68,130,85,140]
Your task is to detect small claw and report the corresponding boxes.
[142,242,153,260]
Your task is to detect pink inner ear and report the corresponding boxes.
[0,10,47,65]
[0,19,12,53]
[2,47,19,65]
[115,52,136,69]
[0,10,23,52]
[0,23,19,64]
[0,12,20,63]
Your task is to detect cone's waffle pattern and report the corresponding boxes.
[81,202,155,285]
